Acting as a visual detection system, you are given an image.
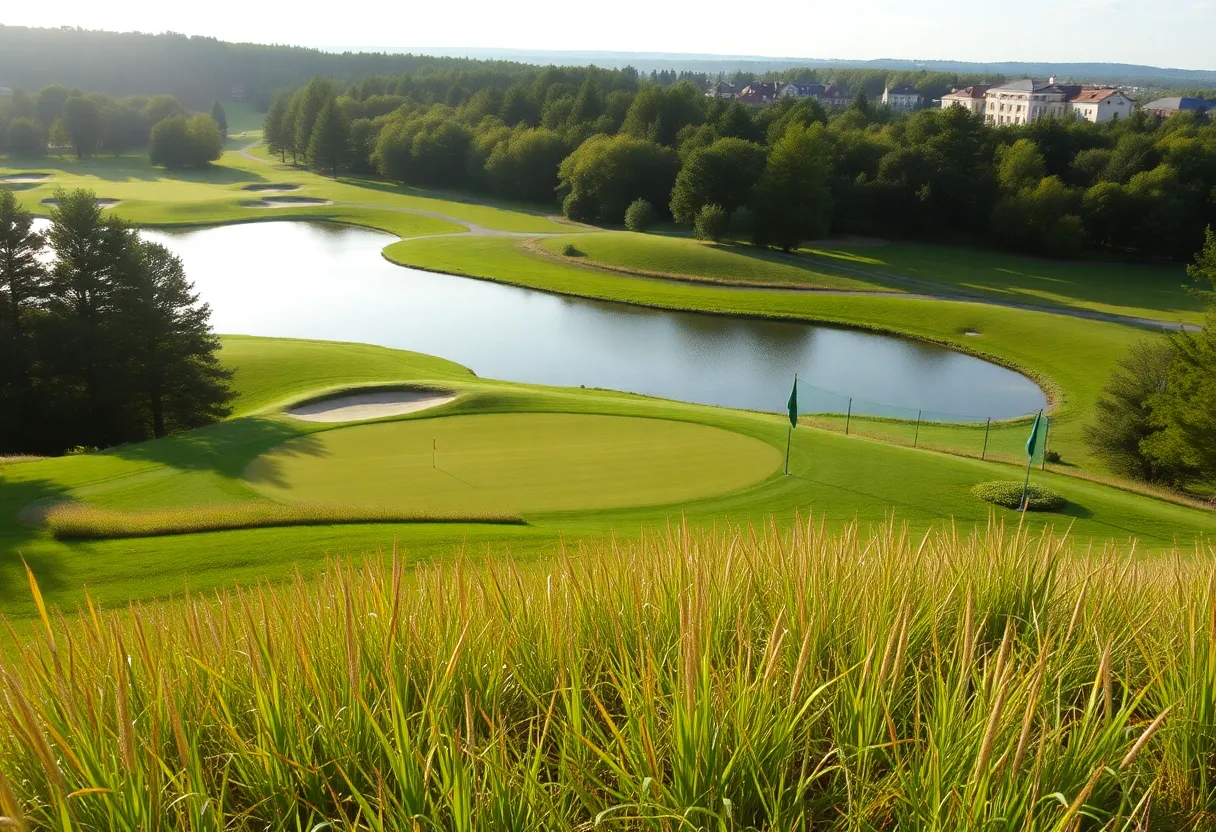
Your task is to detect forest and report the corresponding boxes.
[258,69,1216,260]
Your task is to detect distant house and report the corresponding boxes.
[736,82,781,106]
[705,80,736,100]
[882,86,921,110]
[1068,88,1136,123]
[1143,96,1215,118]
[820,85,847,108]
[779,82,826,100]
[942,79,1134,125]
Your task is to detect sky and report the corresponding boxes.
[3,0,1213,70]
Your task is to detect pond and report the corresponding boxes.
[66,221,1051,419]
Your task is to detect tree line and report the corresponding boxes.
[0,188,232,455]
[1086,232,1216,495]
[265,71,1216,259]
[0,85,226,168]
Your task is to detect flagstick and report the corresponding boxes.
[784,424,792,476]
[1019,453,1032,511]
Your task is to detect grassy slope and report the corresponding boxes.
[538,232,902,292]
[3,336,1214,624]
[384,235,1148,468]
[806,241,1205,324]
[1,147,570,234]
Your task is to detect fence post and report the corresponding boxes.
[1041,418,1050,471]
[844,398,852,435]
[981,417,991,461]
[913,409,922,448]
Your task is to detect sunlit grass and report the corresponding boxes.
[2,517,1213,828]
[39,500,525,540]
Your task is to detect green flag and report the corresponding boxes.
[787,377,798,428]
[1025,409,1043,461]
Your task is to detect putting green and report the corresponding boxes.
[245,413,782,513]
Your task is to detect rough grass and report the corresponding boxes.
[2,518,1214,828]
[39,501,525,540]
[972,480,1067,511]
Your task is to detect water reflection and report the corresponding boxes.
[37,220,1046,419]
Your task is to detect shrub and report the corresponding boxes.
[693,203,729,242]
[971,480,1066,511]
[561,243,584,257]
[624,198,655,232]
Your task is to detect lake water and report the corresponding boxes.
[51,220,1049,419]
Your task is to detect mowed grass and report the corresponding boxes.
[246,413,783,513]
[536,231,898,292]
[803,240,1203,324]
[0,145,571,234]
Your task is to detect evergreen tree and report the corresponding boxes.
[307,100,349,178]
[264,91,291,162]
[0,189,50,448]
[292,78,337,164]
[210,100,228,138]
[114,241,232,438]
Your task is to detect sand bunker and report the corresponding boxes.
[41,197,121,207]
[287,390,457,422]
[246,196,332,208]
[243,183,301,192]
[1,174,50,184]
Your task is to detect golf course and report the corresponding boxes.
[2,124,1215,628]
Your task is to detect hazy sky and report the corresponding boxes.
[4,0,1212,70]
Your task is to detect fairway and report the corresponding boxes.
[245,413,782,513]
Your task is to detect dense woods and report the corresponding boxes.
[261,69,1216,259]
[0,188,232,455]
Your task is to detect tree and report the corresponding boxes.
[7,117,45,157]
[0,189,50,446]
[292,78,337,163]
[1141,229,1216,486]
[142,94,185,126]
[751,123,833,252]
[114,241,233,438]
[62,95,103,158]
[210,101,228,138]
[557,134,679,224]
[669,137,767,225]
[307,100,350,177]
[263,91,292,162]
[149,114,222,169]
[100,102,148,155]
[693,204,729,242]
[36,84,71,128]
[624,198,655,232]
[1083,338,1176,481]
[484,128,568,203]
[995,139,1046,192]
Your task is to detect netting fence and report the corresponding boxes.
[795,381,1051,468]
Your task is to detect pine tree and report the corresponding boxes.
[115,241,233,438]
[0,188,50,449]
[307,100,349,178]
[264,92,291,162]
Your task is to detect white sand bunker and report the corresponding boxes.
[41,197,121,207]
[287,390,457,422]
[243,183,301,192]
[2,174,50,184]
[246,196,332,207]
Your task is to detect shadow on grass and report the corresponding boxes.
[7,154,269,186]
[339,175,559,217]
[104,417,328,487]
[0,474,70,603]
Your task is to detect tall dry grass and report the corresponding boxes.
[2,516,1215,830]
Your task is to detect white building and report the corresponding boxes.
[882,86,921,110]
[942,79,1135,125]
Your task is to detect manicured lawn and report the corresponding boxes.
[803,241,1203,324]
[538,231,900,292]
[3,336,1214,625]
[246,413,783,513]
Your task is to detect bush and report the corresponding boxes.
[624,198,655,232]
[971,481,1066,511]
[693,203,729,242]
[561,243,584,257]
